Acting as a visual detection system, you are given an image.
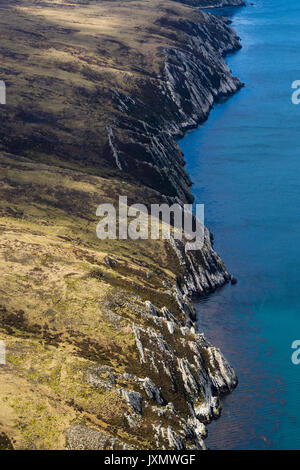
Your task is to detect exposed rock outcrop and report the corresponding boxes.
[66,295,237,450]
[109,10,243,203]
[170,227,231,297]
[0,0,242,450]
[66,423,134,450]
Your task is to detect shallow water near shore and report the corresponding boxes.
[180,0,300,450]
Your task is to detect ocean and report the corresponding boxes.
[179,0,300,450]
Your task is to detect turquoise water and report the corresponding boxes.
[180,1,300,450]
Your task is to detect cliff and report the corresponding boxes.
[178,0,245,7]
[106,8,243,202]
[0,0,242,450]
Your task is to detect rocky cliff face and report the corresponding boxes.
[170,229,231,299]
[0,0,242,450]
[99,5,242,449]
[108,7,241,302]
[66,299,238,450]
[109,10,243,203]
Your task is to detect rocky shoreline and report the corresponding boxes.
[0,0,245,450]
[97,1,245,449]
[110,8,244,203]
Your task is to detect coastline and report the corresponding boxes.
[0,0,245,450]
[181,0,300,449]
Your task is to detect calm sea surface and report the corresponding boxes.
[180,0,300,449]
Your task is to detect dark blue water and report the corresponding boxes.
[180,1,300,450]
